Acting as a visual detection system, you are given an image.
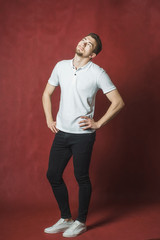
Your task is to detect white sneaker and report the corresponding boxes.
[63,220,87,237]
[44,218,74,234]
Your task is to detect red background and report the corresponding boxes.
[1,0,160,214]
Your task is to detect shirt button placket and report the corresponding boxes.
[72,69,77,85]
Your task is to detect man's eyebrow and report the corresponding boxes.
[83,37,94,47]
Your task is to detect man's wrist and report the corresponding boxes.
[46,118,54,124]
[96,121,102,129]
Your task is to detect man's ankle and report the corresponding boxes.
[64,218,73,222]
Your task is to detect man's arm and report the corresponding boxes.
[78,89,125,130]
[97,89,125,128]
[42,83,59,133]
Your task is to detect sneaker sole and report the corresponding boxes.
[44,227,70,234]
[63,228,87,237]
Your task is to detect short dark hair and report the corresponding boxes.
[87,33,102,55]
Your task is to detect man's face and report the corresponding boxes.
[75,36,97,59]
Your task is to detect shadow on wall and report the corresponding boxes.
[92,56,160,209]
[146,239,160,240]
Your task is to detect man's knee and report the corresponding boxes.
[46,169,53,183]
[46,169,62,185]
[74,173,91,185]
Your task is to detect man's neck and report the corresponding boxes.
[73,54,91,70]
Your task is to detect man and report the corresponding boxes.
[42,33,125,237]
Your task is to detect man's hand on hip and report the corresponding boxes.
[78,116,100,130]
[47,120,59,133]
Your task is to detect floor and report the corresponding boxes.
[1,200,160,240]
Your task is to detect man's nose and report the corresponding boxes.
[82,41,86,46]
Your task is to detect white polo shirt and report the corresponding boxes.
[48,58,116,134]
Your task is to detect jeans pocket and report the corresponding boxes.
[56,130,61,134]
[74,133,96,154]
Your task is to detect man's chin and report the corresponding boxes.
[75,51,83,57]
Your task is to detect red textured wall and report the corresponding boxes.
[0,0,160,208]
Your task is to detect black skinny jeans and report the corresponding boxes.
[46,130,96,223]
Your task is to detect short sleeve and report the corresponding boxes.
[48,62,59,86]
[97,70,116,94]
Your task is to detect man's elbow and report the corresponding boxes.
[114,99,125,111]
[42,91,46,102]
[42,91,50,102]
[119,99,125,109]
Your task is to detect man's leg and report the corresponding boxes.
[46,131,73,219]
[71,131,96,223]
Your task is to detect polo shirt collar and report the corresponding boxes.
[71,58,92,70]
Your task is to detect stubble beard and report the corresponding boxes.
[75,46,92,59]
[75,47,83,57]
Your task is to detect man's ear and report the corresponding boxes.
[90,52,96,59]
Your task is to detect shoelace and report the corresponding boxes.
[54,218,64,226]
[69,221,81,230]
